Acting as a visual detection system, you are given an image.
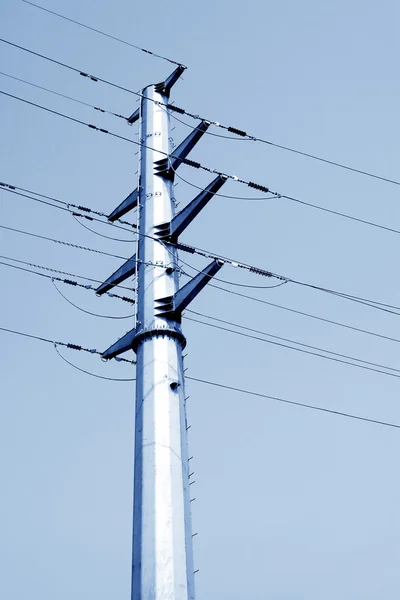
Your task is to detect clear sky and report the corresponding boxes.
[1,1,400,598]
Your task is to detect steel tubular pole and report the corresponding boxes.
[131,84,195,600]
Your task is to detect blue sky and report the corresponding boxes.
[1,1,400,598]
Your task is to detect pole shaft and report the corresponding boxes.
[131,85,194,600]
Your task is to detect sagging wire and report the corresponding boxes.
[0,183,136,229]
[0,324,135,364]
[0,257,135,302]
[0,89,278,196]
[22,0,186,68]
[51,279,134,319]
[72,214,136,242]
[0,70,128,120]
[54,345,136,381]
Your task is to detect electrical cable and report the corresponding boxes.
[185,311,400,378]
[173,168,400,237]
[0,223,131,260]
[0,88,274,193]
[1,187,138,237]
[164,98,400,189]
[72,215,136,242]
[172,168,277,201]
[5,253,399,349]
[0,260,135,304]
[174,243,400,316]
[0,181,135,227]
[3,193,399,319]
[22,0,186,68]
[6,179,396,314]
[0,70,128,120]
[0,253,135,295]
[0,323,398,429]
[54,345,136,381]
[206,281,400,346]
[51,279,133,319]
[3,35,399,190]
[186,377,400,430]
[0,324,135,363]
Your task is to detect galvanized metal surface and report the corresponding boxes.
[131,83,195,600]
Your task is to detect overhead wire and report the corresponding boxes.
[0,260,135,308]
[186,377,400,431]
[54,345,136,381]
[173,167,400,237]
[185,311,400,379]
[4,252,400,348]
[0,181,135,227]
[51,279,133,319]
[0,223,132,260]
[3,188,400,319]
[0,324,135,363]
[0,88,274,194]
[0,70,128,120]
[174,243,400,316]
[0,253,135,295]
[71,215,136,242]
[206,281,400,346]
[0,322,399,429]
[21,0,186,68]
[3,36,399,191]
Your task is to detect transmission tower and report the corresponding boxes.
[99,66,226,599]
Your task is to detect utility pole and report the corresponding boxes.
[99,66,227,599]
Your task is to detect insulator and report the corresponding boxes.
[247,181,270,193]
[181,158,200,169]
[63,279,77,286]
[175,242,196,254]
[249,266,273,277]
[227,126,247,137]
[167,104,185,115]
[67,343,82,351]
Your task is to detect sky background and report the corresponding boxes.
[1,0,400,598]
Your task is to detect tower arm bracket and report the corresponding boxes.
[154,175,227,241]
[102,327,137,360]
[127,107,140,125]
[108,188,139,222]
[156,259,223,318]
[96,254,137,295]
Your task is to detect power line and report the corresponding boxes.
[3,36,399,192]
[174,166,400,237]
[51,279,133,319]
[164,96,400,188]
[72,215,136,242]
[186,377,400,431]
[0,259,135,305]
[0,181,135,227]
[0,88,274,194]
[1,186,137,236]
[3,186,399,319]
[54,345,136,381]
[0,324,135,363]
[0,70,128,120]
[0,253,135,294]
[22,0,186,68]
[207,281,400,346]
[175,244,400,316]
[185,311,400,379]
[0,223,132,260]
[0,322,398,430]
[4,250,400,349]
